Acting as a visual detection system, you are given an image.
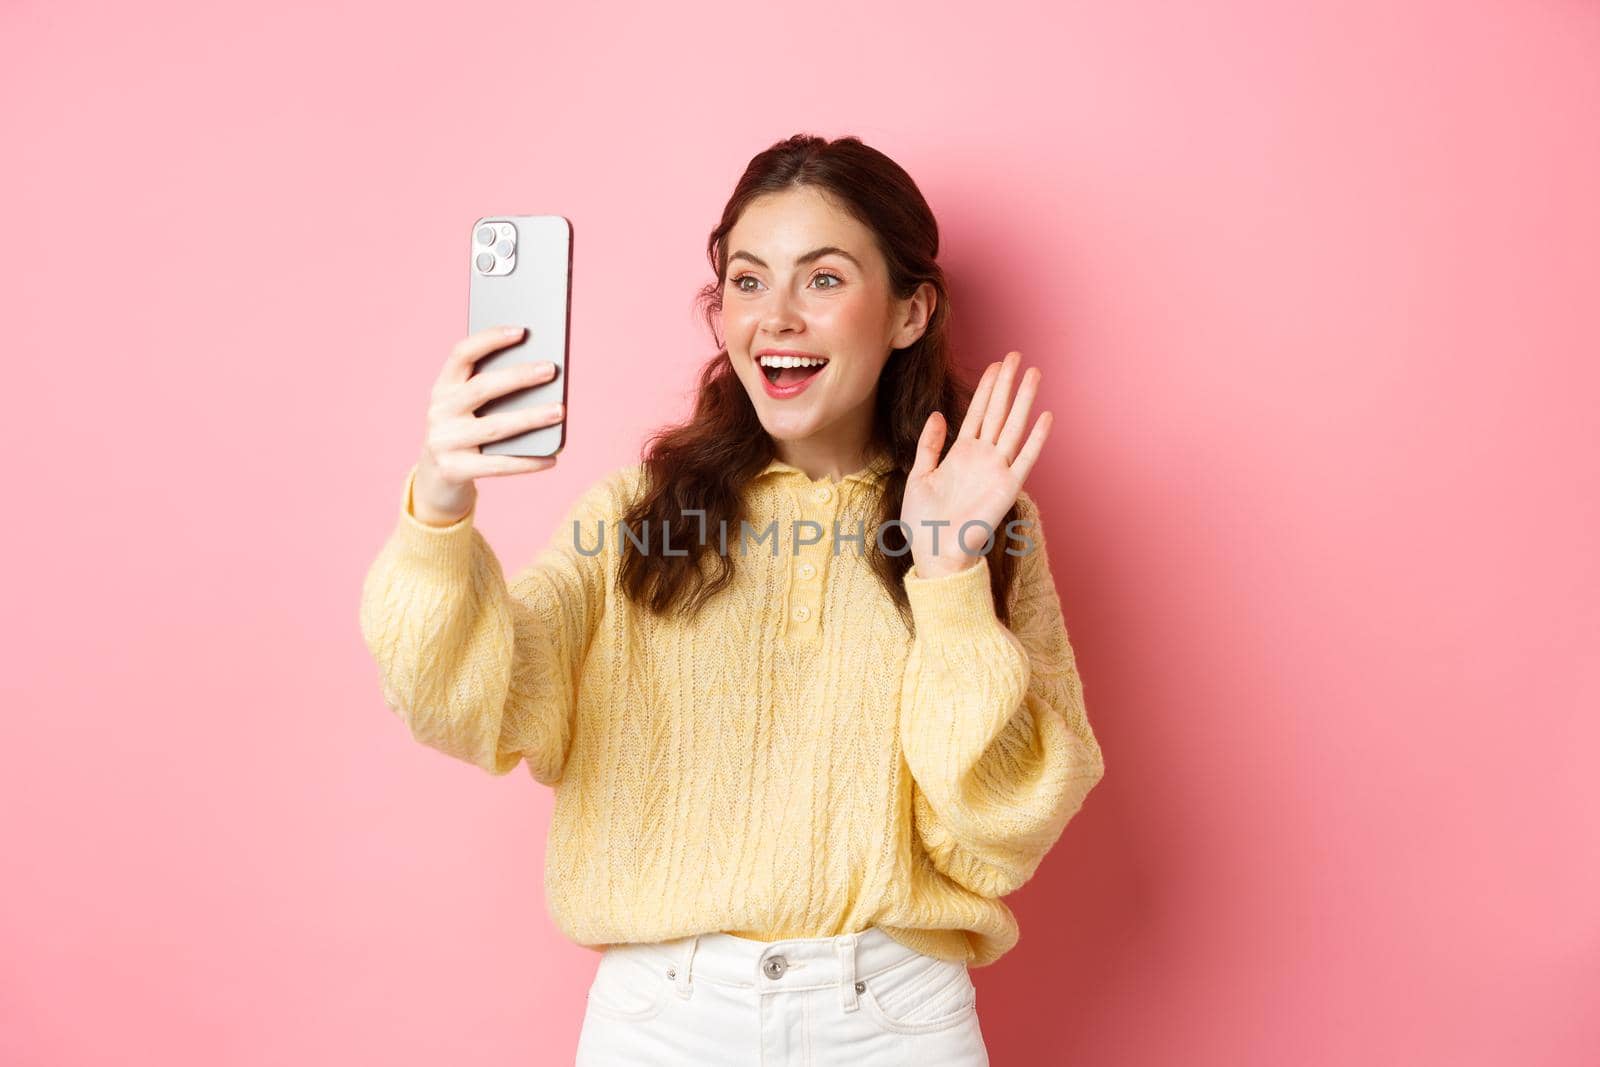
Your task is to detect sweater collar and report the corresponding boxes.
[755,451,896,487]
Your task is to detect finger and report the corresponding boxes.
[995,366,1041,462]
[456,359,557,413]
[1010,410,1052,483]
[911,410,946,479]
[980,352,1022,442]
[957,361,1001,440]
[457,454,563,483]
[438,325,528,388]
[468,401,565,448]
[469,454,557,478]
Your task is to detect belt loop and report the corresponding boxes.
[673,935,699,999]
[836,933,860,1013]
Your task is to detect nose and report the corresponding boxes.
[759,285,805,335]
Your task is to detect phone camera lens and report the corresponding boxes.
[476,226,496,246]
[475,252,495,272]
[494,239,515,258]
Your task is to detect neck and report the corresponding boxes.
[774,438,882,484]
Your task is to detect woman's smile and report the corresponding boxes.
[758,351,830,398]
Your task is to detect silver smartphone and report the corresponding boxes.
[468,214,572,457]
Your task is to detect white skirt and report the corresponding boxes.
[574,925,990,1066]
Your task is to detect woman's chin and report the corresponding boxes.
[757,409,827,440]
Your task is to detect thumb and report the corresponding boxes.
[911,410,946,480]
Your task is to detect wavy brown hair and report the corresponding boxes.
[616,133,1025,629]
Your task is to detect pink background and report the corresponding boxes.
[5,1,1596,1064]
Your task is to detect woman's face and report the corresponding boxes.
[720,186,931,460]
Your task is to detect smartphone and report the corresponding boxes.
[467,214,572,457]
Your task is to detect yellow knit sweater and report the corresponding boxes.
[358,454,1105,967]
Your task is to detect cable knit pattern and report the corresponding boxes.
[358,455,1105,967]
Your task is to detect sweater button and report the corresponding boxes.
[763,955,789,979]
[792,604,810,622]
[798,562,815,580]
[813,485,832,503]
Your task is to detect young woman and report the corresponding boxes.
[359,134,1106,1066]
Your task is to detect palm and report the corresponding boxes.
[900,352,1053,579]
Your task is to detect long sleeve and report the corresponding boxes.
[898,489,1105,898]
[357,463,624,783]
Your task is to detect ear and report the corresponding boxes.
[890,282,937,349]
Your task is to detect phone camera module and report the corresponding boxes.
[472,220,517,275]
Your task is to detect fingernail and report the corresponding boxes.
[502,325,523,338]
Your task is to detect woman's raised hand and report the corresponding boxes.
[900,351,1052,580]
[410,324,565,526]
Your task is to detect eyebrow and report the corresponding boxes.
[728,246,863,271]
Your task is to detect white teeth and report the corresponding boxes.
[758,355,828,368]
